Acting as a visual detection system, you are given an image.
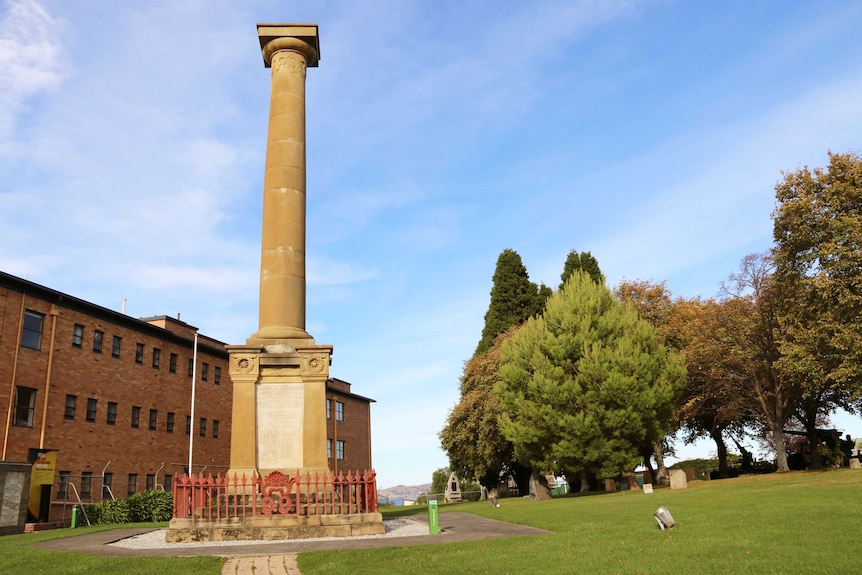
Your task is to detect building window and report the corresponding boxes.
[199,417,207,437]
[57,471,71,499]
[131,406,141,428]
[166,412,175,433]
[336,440,345,461]
[107,402,117,425]
[169,353,177,373]
[336,401,344,422]
[64,395,77,420]
[135,343,144,364]
[201,363,208,381]
[72,324,84,348]
[127,474,137,497]
[188,358,194,377]
[149,409,158,431]
[111,336,121,358]
[327,438,332,459]
[214,366,221,385]
[213,420,220,439]
[93,330,104,353]
[185,415,191,435]
[146,474,155,491]
[81,472,93,499]
[21,310,44,350]
[326,399,331,419]
[152,348,161,369]
[86,398,97,422]
[13,386,37,427]
[102,472,113,499]
[164,474,172,493]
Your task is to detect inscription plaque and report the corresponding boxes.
[257,383,304,469]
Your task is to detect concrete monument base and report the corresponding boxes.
[166,512,385,542]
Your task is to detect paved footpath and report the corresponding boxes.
[222,554,301,575]
[33,512,550,575]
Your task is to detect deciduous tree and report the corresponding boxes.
[771,151,862,463]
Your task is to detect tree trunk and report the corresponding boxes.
[640,445,656,485]
[623,470,640,490]
[652,441,669,486]
[773,427,790,472]
[528,469,553,500]
[801,398,823,469]
[579,469,590,493]
[710,428,729,478]
[513,463,532,495]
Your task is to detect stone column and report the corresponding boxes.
[249,24,320,348]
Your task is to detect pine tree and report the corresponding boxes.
[497,271,684,480]
[475,249,542,355]
[560,250,603,289]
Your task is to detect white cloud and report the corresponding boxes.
[0,0,65,142]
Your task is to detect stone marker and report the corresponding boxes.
[669,468,688,489]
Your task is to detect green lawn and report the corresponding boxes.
[303,470,862,575]
[4,471,859,574]
[0,522,224,575]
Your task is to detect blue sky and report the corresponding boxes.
[2,0,861,487]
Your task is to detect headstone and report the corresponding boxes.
[604,479,616,492]
[669,469,688,489]
[643,483,654,494]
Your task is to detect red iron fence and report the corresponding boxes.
[173,469,379,520]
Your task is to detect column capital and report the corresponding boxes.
[257,23,319,68]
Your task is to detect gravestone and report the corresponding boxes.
[669,469,688,489]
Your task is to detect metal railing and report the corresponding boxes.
[173,469,379,520]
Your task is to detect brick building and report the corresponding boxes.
[325,378,375,475]
[0,271,375,523]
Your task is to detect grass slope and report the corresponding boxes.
[301,470,862,575]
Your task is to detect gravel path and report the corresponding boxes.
[109,518,430,550]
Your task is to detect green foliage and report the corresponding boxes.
[772,151,862,412]
[440,328,522,489]
[560,250,603,289]
[430,468,450,496]
[84,490,173,525]
[497,271,685,479]
[669,455,740,481]
[475,249,544,355]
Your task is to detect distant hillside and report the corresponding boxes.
[378,483,432,501]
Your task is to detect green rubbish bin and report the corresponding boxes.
[71,507,79,528]
[428,500,439,535]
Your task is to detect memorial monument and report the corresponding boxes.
[227,23,332,481]
[167,24,382,541]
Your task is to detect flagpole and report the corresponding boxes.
[188,332,198,476]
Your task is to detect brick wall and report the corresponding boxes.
[0,276,231,521]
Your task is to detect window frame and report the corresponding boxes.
[92,330,104,353]
[135,343,144,364]
[13,386,37,427]
[106,401,117,425]
[131,406,141,428]
[21,310,44,350]
[149,409,158,431]
[152,348,161,369]
[85,398,97,423]
[72,324,84,348]
[64,395,77,420]
[111,335,121,358]
[169,353,178,373]
[166,412,175,433]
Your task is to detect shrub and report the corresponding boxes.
[82,490,172,525]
